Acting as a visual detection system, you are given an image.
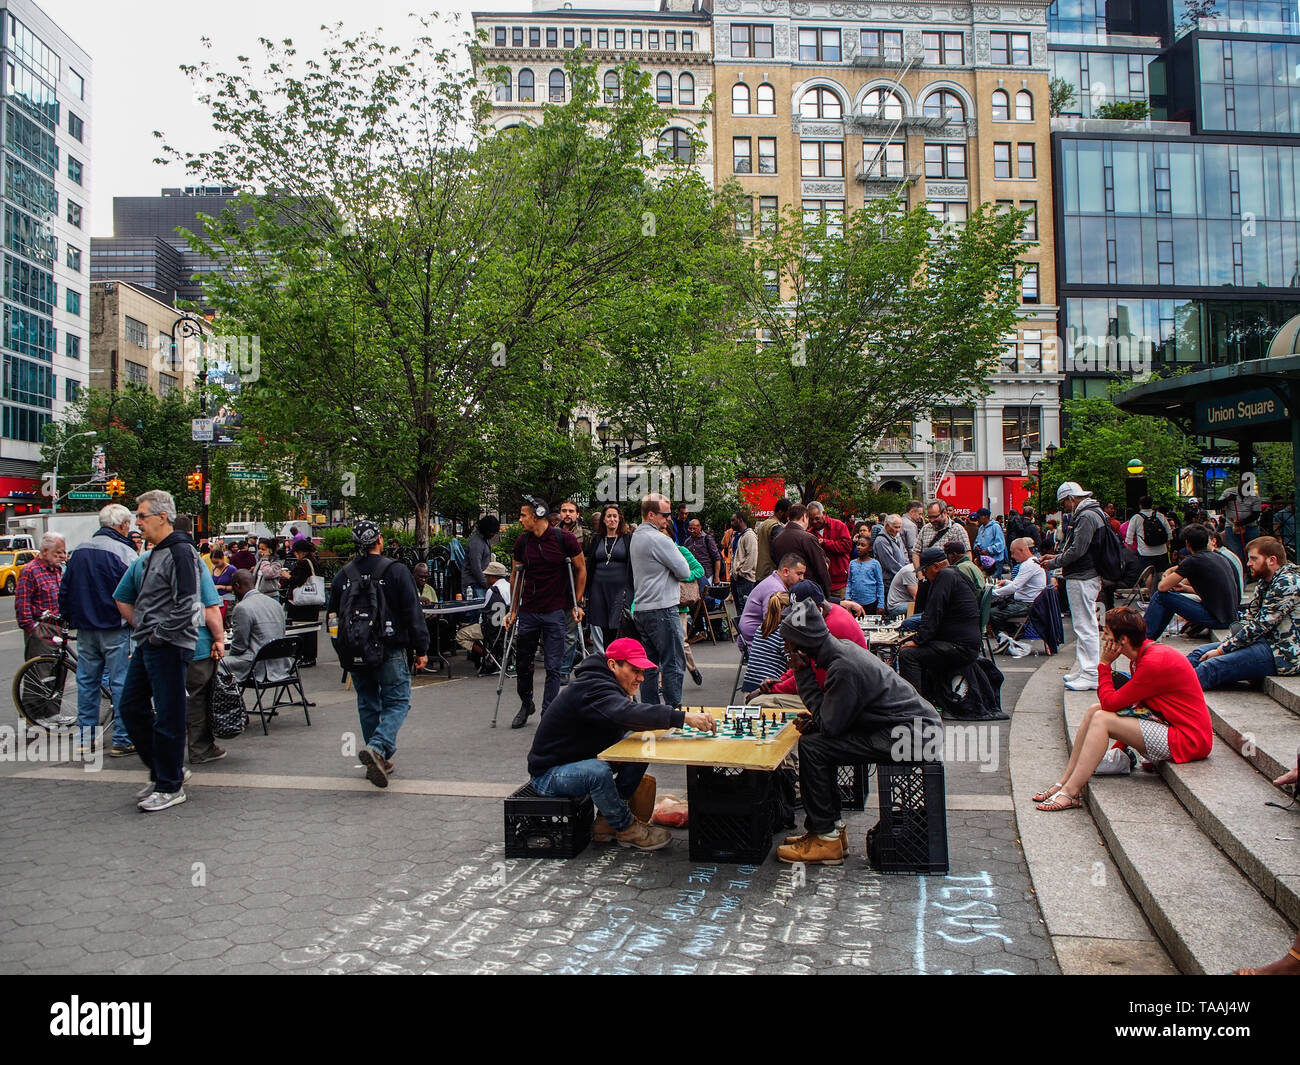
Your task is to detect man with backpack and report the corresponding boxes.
[327,520,428,788]
[1125,495,1171,576]
[1041,482,1114,692]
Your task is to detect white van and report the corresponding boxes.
[223,521,274,542]
[0,534,36,551]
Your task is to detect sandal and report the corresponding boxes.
[1234,947,1300,975]
[1031,783,1063,803]
[1036,790,1083,812]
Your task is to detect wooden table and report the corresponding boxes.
[861,626,905,671]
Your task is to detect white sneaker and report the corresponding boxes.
[138,789,187,812]
[134,767,191,801]
[1065,676,1098,691]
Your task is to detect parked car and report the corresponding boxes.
[0,550,37,594]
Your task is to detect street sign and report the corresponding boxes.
[68,491,111,501]
[310,499,329,506]
[229,470,269,481]
[191,418,214,442]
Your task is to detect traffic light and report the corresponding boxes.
[106,478,126,496]
[187,471,202,491]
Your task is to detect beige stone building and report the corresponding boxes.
[89,281,198,399]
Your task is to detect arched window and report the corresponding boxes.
[991,89,1009,120]
[732,82,751,114]
[923,89,965,121]
[495,72,512,101]
[657,128,694,162]
[518,68,535,102]
[1015,90,1033,121]
[549,68,565,102]
[862,87,903,121]
[756,83,776,115]
[799,86,843,119]
[657,72,673,103]
[603,70,620,102]
[679,72,695,106]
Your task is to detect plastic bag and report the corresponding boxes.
[651,793,689,828]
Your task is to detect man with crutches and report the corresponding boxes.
[503,498,586,730]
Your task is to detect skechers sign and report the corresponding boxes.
[1193,390,1289,435]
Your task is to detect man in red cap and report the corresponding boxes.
[527,637,718,850]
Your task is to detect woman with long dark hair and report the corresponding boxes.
[585,504,633,655]
[285,539,321,667]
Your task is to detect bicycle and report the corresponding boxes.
[11,612,112,733]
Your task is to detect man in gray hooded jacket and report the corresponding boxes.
[775,600,941,866]
[1041,481,1106,692]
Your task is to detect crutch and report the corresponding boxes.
[490,564,524,728]
[567,556,588,659]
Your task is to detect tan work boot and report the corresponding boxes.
[616,819,672,851]
[776,833,845,866]
[592,815,617,843]
[784,825,847,853]
[629,774,657,824]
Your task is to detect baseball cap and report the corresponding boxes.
[605,638,657,670]
[788,579,825,604]
[1057,481,1092,501]
[920,546,946,567]
[974,507,991,519]
[352,519,382,547]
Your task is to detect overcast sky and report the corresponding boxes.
[36,0,529,236]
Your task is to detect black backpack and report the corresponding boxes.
[1140,512,1169,548]
[1090,515,1125,582]
[334,556,396,669]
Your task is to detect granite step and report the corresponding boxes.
[1204,687,1299,781]
[1265,674,1300,718]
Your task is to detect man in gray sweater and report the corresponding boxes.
[630,493,691,707]
[1041,482,1106,692]
[775,602,941,866]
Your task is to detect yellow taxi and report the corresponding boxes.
[0,550,36,595]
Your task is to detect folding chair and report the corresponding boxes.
[1115,565,1155,612]
[695,583,732,645]
[724,598,748,702]
[978,583,996,661]
[239,635,315,734]
[1008,585,1063,656]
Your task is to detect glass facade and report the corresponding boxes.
[1199,38,1300,132]
[1049,50,1152,115]
[1048,0,1110,40]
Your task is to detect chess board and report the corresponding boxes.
[669,705,796,744]
[597,705,802,771]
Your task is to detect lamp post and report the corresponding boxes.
[597,420,629,505]
[1037,442,1058,520]
[170,314,209,536]
[51,430,97,514]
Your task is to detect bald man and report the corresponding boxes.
[224,569,291,683]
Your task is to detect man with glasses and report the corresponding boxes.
[630,493,691,707]
[913,500,970,571]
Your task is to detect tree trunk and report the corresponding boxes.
[414,472,432,555]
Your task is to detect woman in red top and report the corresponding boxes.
[1034,605,1213,811]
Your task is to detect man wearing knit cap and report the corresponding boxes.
[897,546,982,706]
[775,598,941,866]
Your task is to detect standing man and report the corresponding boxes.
[327,520,429,785]
[629,493,691,707]
[506,499,586,729]
[807,501,854,599]
[1041,482,1106,692]
[771,504,833,596]
[1125,496,1171,578]
[972,508,1007,575]
[116,491,217,812]
[671,502,692,545]
[754,498,790,582]
[729,510,758,613]
[16,532,69,724]
[873,514,908,589]
[900,501,924,557]
[913,500,970,570]
[554,501,591,683]
[683,517,722,587]
[60,505,137,755]
[463,515,500,603]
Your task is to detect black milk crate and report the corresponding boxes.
[836,764,870,811]
[867,762,948,875]
[687,765,778,864]
[504,783,593,859]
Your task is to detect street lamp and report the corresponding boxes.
[170,314,209,536]
[51,430,97,514]
[1127,457,1145,476]
[1020,441,1033,472]
[1038,442,1058,519]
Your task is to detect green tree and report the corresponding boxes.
[1256,441,1295,499]
[1049,77,1077,116]
[1095,100,1150,120]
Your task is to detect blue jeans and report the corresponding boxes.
[634,606,685,708]
[119,641,192,793]
[531,758,647,831]
[899,613,924,633]
[76,626,130,747]
[515,610,567,712]
[351,648,411,759]
[1224,524,1260,567]
[1188,638,1277,690]
[1145,591,1220,639]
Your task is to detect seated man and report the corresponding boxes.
[527,637,717,851]
[736,553,806,649]
[1145,523,1239,640]
[885,561,918,620]
[944,540,986,592]
[413,563,438,604]
[748,580,867,710]
[1188,536,1300,690]
[1033,606,1212,811]
[775,601,941,866]
[990,536,1046,637]
[898,547,981,707]
[1209,525,1245,602]
[222,569,291,683]
[457,559,511,666]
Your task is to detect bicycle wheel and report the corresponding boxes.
[11,655,102,731]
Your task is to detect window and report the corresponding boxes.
[4,304,54,360]
[1015,90,1033,121]
[679,73,694,105]
[926,201,969,228]
[519,69,535,100]
[682,31,693,50]
[798,28,841,61]
[731,24,774,59]
[631,31,642,49]
[922,31,963,64]
[860,30,903,62]
[990,32,1030,66]
[4,255,53,314]
[67,111,83,142]
[1020,263,1040,302]
[615,30,625,48]
[1002,406,1041,451]
[495,73,512,101]
[756,83,775,115]
[993,142,1012,178]
[802,200,845,237]
[549,69,565,102]
[658,128,693,162]
[666,31,676,50]
[1,405,50,441]
[580,28,591,46]
[603,71,620,102]
[923,90,965,121]
[512,26,524,46]
[65,333,79,359]
[546,28,556,47]
[648,31,659,49]
[758,137,777,173]
[65,201,81,228]
[5,205,56,264]
[759,196,779,235]
[158,373,178,397]
[732,83,751,114]
[495,28,506,46]
[799,87,843,120]
[66,245,81,272]
[761,263,779,294]
[735,198,753,237]
[934,407,975,452]
[529,27,540,47]
[924,143,966,179]
[1019,200,1038,240]
[598,29,608,48]
[992,89,1009,120]
[7,109,57,176]
[1020,331,1043,371]
[657,73,672,102]
[125,317,148,348]
[125,360,148,387]
[65,288,79,315]
[734,136,752,173]
[863,141,905,178]
[563,28,574,48]
[67,157,82,185]
[1017,142,1035,178]
[801,140,844,178]
[65,377,78,401]
[862,88,903,120]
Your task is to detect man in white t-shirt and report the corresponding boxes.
[1125,495,1171,575]
[886,563,919,618]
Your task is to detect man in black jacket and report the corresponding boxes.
[528,637,718,851]
[771,503,834,596]
[775,603,941,866]
[898,546,982,705]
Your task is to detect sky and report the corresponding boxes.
[35,0,530,236]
